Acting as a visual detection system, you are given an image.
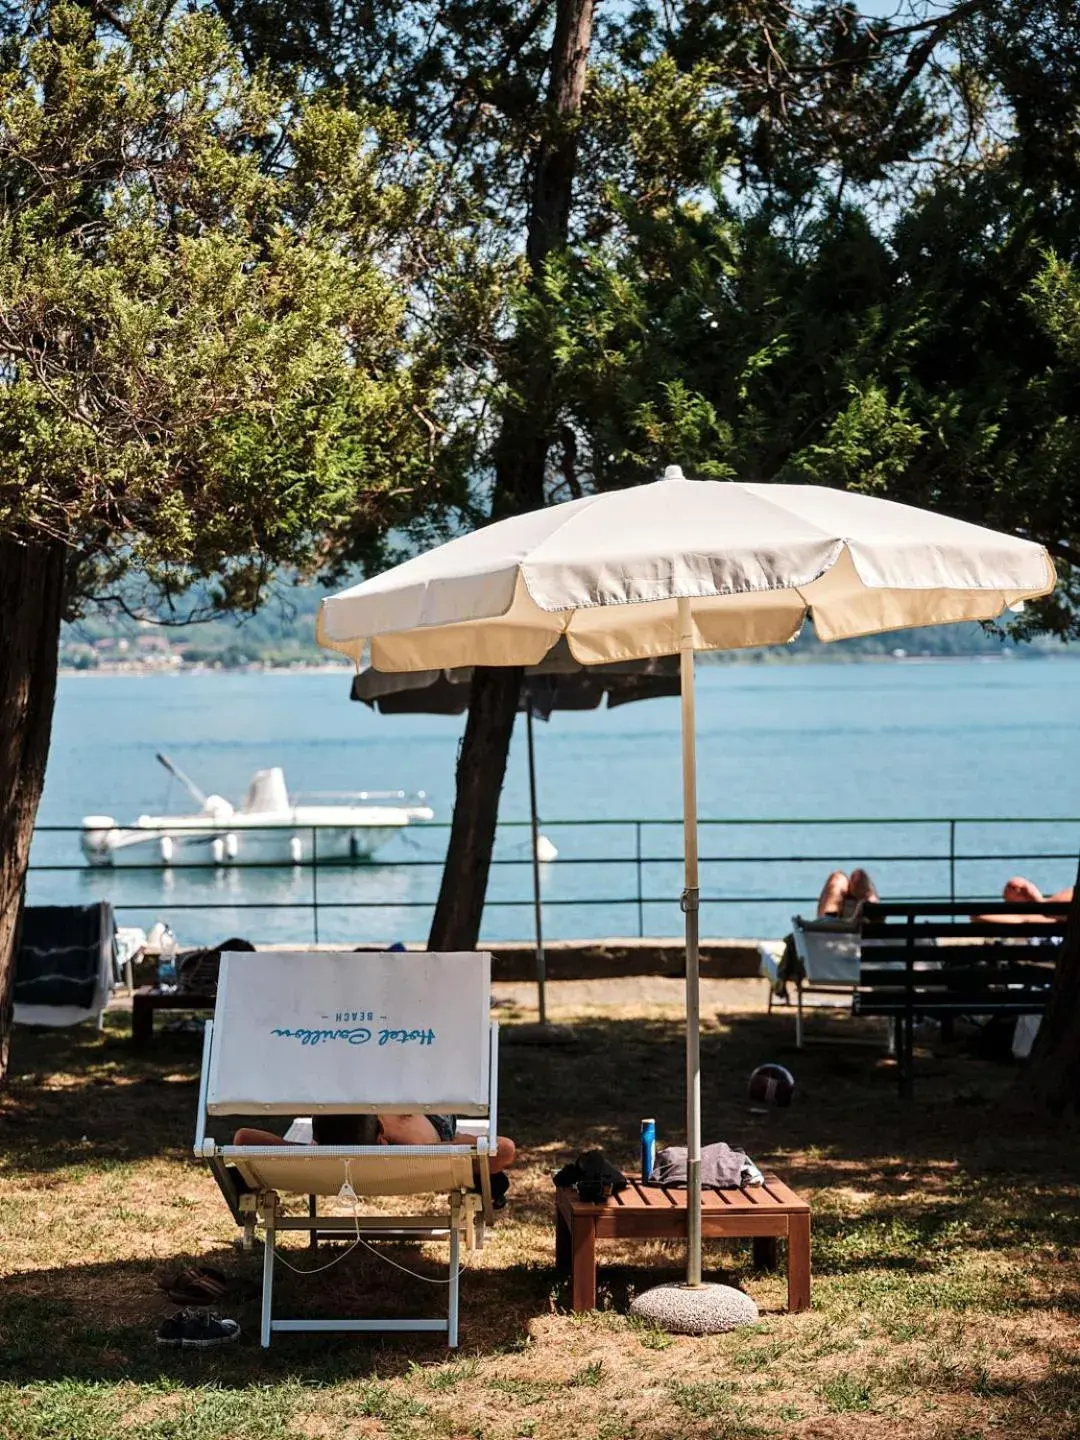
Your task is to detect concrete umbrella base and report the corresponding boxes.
[629,1282,759,1335]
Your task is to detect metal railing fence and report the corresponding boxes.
[25,816,1080,947]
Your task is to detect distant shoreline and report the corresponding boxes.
[58,651,1076,677]
[58,661,354,677]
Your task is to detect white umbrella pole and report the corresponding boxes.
[526,700,548,1025]
[677,597,702,1288]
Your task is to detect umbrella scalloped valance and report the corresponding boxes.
[317,475,1055,670]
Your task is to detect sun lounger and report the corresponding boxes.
[762,917,862,1047]
[194,948,499,1347]
[766,916,913,1048]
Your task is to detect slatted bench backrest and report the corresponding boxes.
[856,901,1065,1002]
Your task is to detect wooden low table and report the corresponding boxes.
[555,1175,811,1313]
[131,987,216,1047]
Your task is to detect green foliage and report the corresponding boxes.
[0,2,464,613]
[7,0,1080,638]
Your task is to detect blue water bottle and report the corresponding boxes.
[640,1117,656,1183]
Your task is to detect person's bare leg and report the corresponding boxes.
[490,1136,516,1174]
[1005,876,1044,905]
[975,875,1046,924]
[378,1114,516,1174]
[817,871,849,918]
[233,1127,296,1146]
[848,869,880,914]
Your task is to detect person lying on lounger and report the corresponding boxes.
[973,876,1073,924]
[233,1112,516,1174]
[816,868,880,920]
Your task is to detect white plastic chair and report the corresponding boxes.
[193,949,499,1347]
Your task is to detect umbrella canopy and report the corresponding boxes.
[350,641,680,717]
[317,468,1055,1294]
[318,473,1054,668]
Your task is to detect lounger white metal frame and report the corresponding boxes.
[768,917,934,1048]
[783,917,862,1048]
[193,951,499,1348]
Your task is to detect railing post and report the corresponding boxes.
[636,821,644,937]
[312,826,319,943]
[948,819,956,909]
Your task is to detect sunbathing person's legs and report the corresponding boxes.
[233,1126,293,1146]
[1004,876,1044,906]
[233,1116,516,1175]
[975,875,1072,923]
[848,868,880,911]
[378,1113,516,1173]
[1016,878,1074,906]
[817,871,850,918]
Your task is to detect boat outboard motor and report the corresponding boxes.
[80,816,118,865]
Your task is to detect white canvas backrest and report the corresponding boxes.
[791,918,861,985]
[205,950,491,1116]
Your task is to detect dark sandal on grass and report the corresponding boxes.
[155,1265,230,1304]
[156,1310,240,1349]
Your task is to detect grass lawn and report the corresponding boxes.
[0,976,1077,1439]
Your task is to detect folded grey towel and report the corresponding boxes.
[648,1142,752,1190]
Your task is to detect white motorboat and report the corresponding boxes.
[80,754,433,867]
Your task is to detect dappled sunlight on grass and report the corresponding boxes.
[0,985,1077,1438]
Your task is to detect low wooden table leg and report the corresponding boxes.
[571,1215,597,1311]
[752,1236,779,1272]
[555,1206,572,1277]
[132,994,153,1048]
[787,1212,811,1312]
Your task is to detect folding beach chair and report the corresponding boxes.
[787,917,863,1047]
[194,949,499,1347]
[776,916,936,1048]
[14,902,117,1029]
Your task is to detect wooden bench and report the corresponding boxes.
[131,987,216,1047]
[555,1175,811,1313]
[856,900,1065,1096]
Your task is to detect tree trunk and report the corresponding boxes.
[1020,852,1080,1115]
[426,0,596,952]
[427,666,524,950]
[0,535,66,1084]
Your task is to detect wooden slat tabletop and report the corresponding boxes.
[563,1176,808,1215]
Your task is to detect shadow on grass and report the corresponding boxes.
[0,1250,552,1383]
[3,999,1079,1389]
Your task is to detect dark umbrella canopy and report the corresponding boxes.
[350,642,680,718]
[349,649,680,1021]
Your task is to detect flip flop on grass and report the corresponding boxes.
[154,1265,230,1305]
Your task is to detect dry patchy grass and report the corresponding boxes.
[0,979,1077,1440]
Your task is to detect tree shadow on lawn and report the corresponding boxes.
[5,1007,1074,1182]
[4,1003,1078,1380]
[0,1250,551,1384]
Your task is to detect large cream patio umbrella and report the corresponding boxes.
[317,467,1055,1309]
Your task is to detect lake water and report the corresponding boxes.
[28,660,1080,947]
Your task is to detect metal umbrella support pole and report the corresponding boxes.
[525,699,548,1026]
[678,596,702,1288]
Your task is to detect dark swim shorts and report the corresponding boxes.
[426,1114,457,1141]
